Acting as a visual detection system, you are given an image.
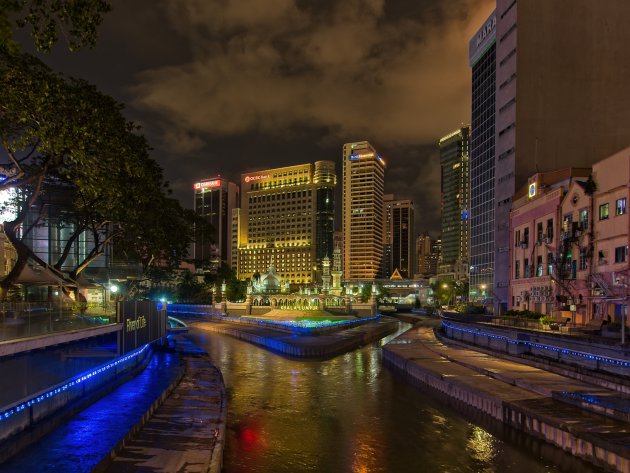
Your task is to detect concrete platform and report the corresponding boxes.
[192,316,398,358]
[383,323,630,473]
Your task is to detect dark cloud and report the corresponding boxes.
[26,0,494,235]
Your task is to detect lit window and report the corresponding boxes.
[616,198,627,216]
[615,246,628,263]
[599,203,610,220]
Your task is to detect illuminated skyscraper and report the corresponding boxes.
[193,178,239,270]
[383,195,415,278]
[415,233,432,277]
[237,161,336,284]
[438,126,470,282]
[469,11,496,304]
[342,141,386,280]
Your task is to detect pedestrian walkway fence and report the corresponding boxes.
[0,302,117,343]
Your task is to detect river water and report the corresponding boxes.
[188,321,601,473]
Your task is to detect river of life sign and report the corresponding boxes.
[119,301,167,354]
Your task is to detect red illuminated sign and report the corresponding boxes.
[194,179,221,190]
[244,174,271,183]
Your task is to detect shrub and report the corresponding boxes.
[539,315,556,326]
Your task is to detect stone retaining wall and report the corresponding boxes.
[382,346,630,472]
[197,319,398,358]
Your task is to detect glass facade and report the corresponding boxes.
[439,127,470,278]
[315,187,335,262]
[469,42,496,303]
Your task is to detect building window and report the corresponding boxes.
[523,227,529,247]
[547,253,554,275]
[616,198,627,216]
[524,258,529,278]
[615,246,628,263]
[536,255,543,276]
[579,248,588,271]
[579,208,589,230]
[515,229,521,247]
[515,260,520,279]
[562,214,573,232]
[537,222,543,243]
[599,203,609,220]
[546,218,553,241]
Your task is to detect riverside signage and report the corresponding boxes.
[118,301,166,354]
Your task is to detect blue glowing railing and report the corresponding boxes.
[442,320,630,368]
[0,344,149,422]
[165,304,219,316]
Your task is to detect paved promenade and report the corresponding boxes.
[102,336,227,473]
[383,321,630,472]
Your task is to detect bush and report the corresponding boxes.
[504,309,546,319]
[539,315,556,326]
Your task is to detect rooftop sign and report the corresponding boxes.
[194,179,221,190]
[244,174,271,183]
[469,11,496,66]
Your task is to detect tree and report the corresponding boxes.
[0,51,197,299]
[1,0,111,53]
[431,279,466,307]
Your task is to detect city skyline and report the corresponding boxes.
[18,0,496,237]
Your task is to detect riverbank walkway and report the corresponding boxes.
[383,321,630,472]
[103,336,227,473]
[0,350,183,473]
[0,335,227,473]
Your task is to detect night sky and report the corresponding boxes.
[24,0,494,236]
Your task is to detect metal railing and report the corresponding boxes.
[0,302,117,342]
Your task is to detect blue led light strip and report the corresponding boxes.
[442,320,630,368]
[0,344,149,422]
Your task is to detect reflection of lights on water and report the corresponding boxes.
[466,425,495,463]
[432,414,448,426]
[351,430,380,473]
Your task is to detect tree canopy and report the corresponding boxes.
[1,0,110,52]
[0,50,196,298]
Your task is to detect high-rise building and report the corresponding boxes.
[415,233,432,277]
[428,238,442,277]
[193,177,239,270]
[236,161,336,284]
[438,126,470,282]
[469,11,496,304]
[470,1,630,313]
[383,195,415,278]
[342,141,386,280]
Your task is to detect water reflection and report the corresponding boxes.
[188,323,599,473]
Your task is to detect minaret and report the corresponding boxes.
[321,256,331,292]
[331,245,342,295]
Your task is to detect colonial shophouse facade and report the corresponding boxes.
[509,147,630,324]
